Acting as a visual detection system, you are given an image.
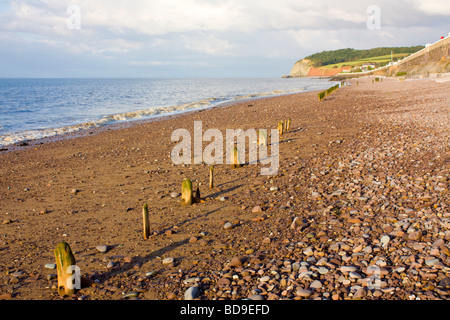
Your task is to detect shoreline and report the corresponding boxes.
[0,76,449,301]
[0,82,336,153]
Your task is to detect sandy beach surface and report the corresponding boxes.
[0,76,449,301]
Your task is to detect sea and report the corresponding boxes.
[0,78,336,148]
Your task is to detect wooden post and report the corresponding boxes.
[232,146,242,168]
[258,129,267,148]
[54,242,77,296]
[209,166,214,189]
[181,178,193,205]
[142,203,150,239]
[286,118,291,132]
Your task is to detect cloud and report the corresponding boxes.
[0,0,449,77]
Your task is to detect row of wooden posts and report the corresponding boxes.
[54,118,293,296]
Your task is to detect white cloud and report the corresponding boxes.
[412,0,450,15]
[0,0,449,77]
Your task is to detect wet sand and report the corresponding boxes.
[0,76,449,300]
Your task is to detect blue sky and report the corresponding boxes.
[0,0,449,78]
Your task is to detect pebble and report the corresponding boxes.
[170,192,180,198]
[96,245,108,253]
[310,280,322,289]
[380,235,390,247]
[340,266,357,273]
[162,257,175,265]
[408,230,423,241]
[252,206,263,213]
[296,289,312,297]
[248,294,264,300]
[229,257,242,267]
[353,288,367,299]
[224,222,233,230]
[44,263,56,269]
[184,285,200,300]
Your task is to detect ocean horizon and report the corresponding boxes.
[0,77,336,148]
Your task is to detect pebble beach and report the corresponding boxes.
[0,76,449,301]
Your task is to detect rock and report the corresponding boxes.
[218,277,231,286]
[296,288,312,297]
[229,257,242,267]
[3,219,12,225]
[44,263,56,269]
[425,258,440,267]
[380,235,390,247]
[224,222,233,230]
[262,237,271,244]
[46,274,57,281]
[185,285,200,300]
[310,280,322,289]
[248,294,264,300]
[122,292,139,299]
[71,188,79,194]
[311,192,321,198]
[353,288,366,299]
[438,277,450,288]
[408,230,423,241]
[340,266,357,273]
[0,293,12,300]
[96,245,108,253]
[170,192,180,198]
[260,276,270,283]
[106,261,115,269]
[252,206,263,213]
[162,257,175,266]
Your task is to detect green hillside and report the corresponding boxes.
[304,46,424,67]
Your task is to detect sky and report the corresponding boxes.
[0,0,449,78]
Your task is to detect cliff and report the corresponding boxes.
[288,59,351,77]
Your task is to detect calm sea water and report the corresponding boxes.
[0,78,335,147]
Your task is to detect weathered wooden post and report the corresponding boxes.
[209,166,214,189]
[181,178,193,205]
[54,241,77,296]
[142,203,150,239]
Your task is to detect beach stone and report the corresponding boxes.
[44,263,56,269]
[252,206,263,213]
[353,288,367,299]
[162,257,175,266]
[380,235,390,247]
[218,277,231,286]
[310,280,322,289]
[311,192,321,198]
[170,192,180,198]
[260,276,271,283]
[224,222,233,230]
[425,258,440,267]
[408,231,423,241]
[46,274,57,281]
[96,245,108,253]
[229,257,242,267]
[296,288,312,298]
[248,294,264,300]
[340,266,357,273]
[185,286,200,300]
